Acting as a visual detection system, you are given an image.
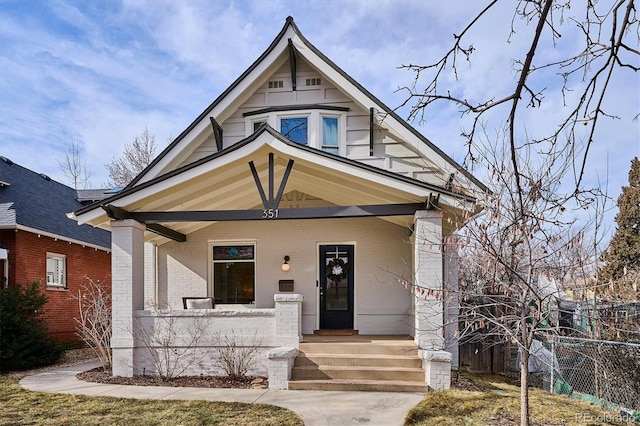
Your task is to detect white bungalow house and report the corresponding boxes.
[71,17,486,391]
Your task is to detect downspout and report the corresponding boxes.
[153,244,159,305]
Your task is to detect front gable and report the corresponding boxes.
[129,17,486,199]
[74,16,487,247]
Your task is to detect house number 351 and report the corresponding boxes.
[262,208,279,219]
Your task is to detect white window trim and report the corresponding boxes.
[207,240,257,305]
[46,252,66,288]
[245,109,346,154]
[320,113,346,155]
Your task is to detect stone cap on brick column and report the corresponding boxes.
[419,349,452,363]
[274,294,303,302]
[267,347,299,360]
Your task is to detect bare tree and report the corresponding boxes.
[73,278,112,371]
[105,127,157,188]
[399,0,638,194]
[451,137,602,424]
[59,137,92,189]
[398,131,607,424]
[398,3,637,424]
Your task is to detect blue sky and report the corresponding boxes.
[1,0,638,234]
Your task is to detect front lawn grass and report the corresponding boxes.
[0,377,303,426]
[405,373,631,425]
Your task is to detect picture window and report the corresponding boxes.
[212,245,255,304]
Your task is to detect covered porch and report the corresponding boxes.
[73,128,476,390]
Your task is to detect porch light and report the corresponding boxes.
[282,255,290,272]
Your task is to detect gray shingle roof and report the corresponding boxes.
[76,189,115,204]
[0,157,110,249]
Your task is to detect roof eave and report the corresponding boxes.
[124,18,297,190]
[76,124,475,220]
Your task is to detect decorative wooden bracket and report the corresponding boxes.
[102,205,187,242]
[288,38,297,91]
[369,107,375,156]
[426,193,440,210]
[249,152,294,210]
[210,117,223,151]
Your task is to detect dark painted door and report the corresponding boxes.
[319,245,354,329]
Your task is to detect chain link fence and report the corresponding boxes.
[538,336,640,418]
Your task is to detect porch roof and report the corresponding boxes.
[72,125,479,245]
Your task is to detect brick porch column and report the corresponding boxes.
[413,210,445,351]
[274,293,303,347]
[111,219,145,377]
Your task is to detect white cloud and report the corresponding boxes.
[0,0,637,238]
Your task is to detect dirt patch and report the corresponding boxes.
[450,371,481,391]
[77,368,268,389]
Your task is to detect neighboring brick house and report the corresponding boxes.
[0,156,111,343]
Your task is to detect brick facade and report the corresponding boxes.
[0,229,111,343]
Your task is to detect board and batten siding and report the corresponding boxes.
[151,215,414,335]
[181,57,445,187]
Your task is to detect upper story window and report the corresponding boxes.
[280,117,308,145]
[46,253,66,287]
[244,106,348,155]
[321,117,339,155]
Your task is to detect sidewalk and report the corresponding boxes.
[19,362,424,426]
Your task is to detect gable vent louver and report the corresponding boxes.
[305,78,321,86]
[268,80,284,89]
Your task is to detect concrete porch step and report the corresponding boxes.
[291,365,425,381]
[299,342,417,356]
[288,379,428,393]
[288,335,427,392]
[295,353,422,368]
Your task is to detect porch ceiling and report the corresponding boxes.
[76,130,473,245]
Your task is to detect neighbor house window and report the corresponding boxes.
[280,117,308,145]
[46,253,66,287]
[212,244,255,304]
[321,116,339,154]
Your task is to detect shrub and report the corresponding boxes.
[73,278,112,371]
[211,331,262,379]
[0,281,66,372]
[134,305,208,381]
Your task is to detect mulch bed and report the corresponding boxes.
[77,367,269,389]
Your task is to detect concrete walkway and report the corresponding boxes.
[19,362,424,426]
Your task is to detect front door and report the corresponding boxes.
[319,245,354,329]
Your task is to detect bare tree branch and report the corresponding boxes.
[105,127,158,188]
[59,137,92,189]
